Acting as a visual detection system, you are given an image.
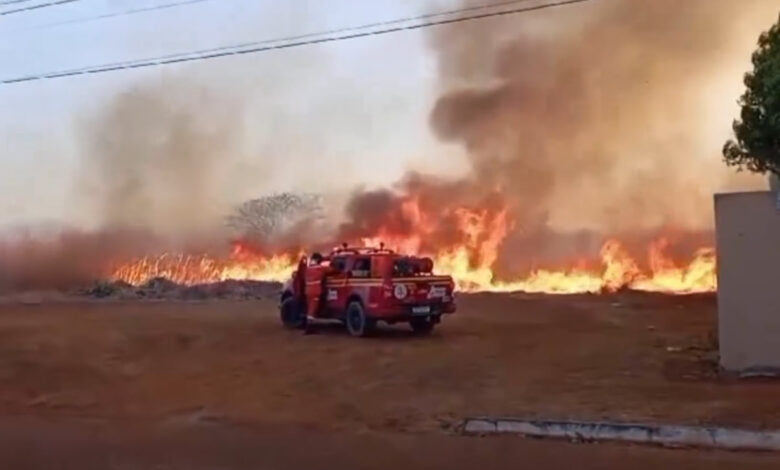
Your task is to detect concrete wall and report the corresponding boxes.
[715,191,780,373]
[770,173,779,191]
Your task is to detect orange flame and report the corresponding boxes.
[110,201,716,295]
[110,238,715,294]
[111,243,297,286]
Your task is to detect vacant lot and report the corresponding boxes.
[1,293,779,469]
[1,292,777,430]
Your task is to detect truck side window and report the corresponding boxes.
[331,257,346,273]
[351,257,371,278]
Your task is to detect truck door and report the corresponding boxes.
[325,256,348,312]
[347,256,375,307]
[304,264,327,317]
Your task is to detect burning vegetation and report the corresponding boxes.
[109,196,716,295]
[3,0,776,297]
[108,0,740,296]
[109,242,718,295]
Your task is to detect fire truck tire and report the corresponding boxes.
[410,316,435,335]
[345,301,375,337]
[280,297,307,330]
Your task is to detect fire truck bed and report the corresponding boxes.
[0,292,777,434]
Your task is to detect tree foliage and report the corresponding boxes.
[226,193,322,240]
[724,15,780,176]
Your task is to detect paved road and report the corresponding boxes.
[2,420,779,470]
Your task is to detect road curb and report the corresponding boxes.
[462,418,780,451]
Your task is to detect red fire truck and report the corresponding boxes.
[279,244,456,337]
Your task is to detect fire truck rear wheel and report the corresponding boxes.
[345,301,375,337]
[280,297,307,330]
[410,316,435,335]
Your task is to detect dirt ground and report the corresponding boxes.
[2,292,780,468]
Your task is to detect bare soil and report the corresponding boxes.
[1,292,779,468]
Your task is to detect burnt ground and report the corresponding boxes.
[1,292,780,468]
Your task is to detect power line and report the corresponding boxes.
[22,0,545,76]
[10,0,216,32]
[1,0,80,16]
[10,0,531,36]
[0,0,37,6]
[1,0,595,85]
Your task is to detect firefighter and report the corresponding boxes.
[302,252,328,335]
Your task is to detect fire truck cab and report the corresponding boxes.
[279,244,456,337]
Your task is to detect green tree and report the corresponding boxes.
[724,16,780,177]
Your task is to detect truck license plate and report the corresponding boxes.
[412,306,431,315]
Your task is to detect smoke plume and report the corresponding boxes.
[0,228,157,293]
[77,81,249,236]
[336,0,779,277]
[0,81,252,292]
[3,0,779,291]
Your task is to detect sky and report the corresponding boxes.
[0,0,776,235]
[0,0,466,229]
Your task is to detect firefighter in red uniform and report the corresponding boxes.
[304,253,327,322]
